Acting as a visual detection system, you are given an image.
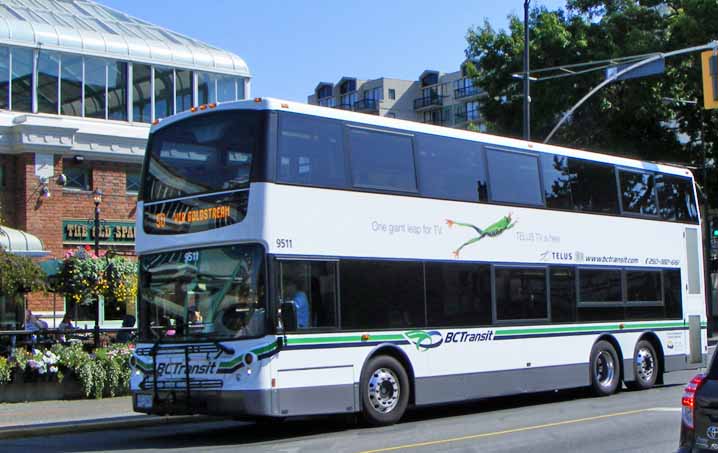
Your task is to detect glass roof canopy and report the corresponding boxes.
[0,0,249,77]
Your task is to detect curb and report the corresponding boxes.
[0,414,215,440]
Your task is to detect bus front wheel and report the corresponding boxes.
[590,340,621,396]
[360,355,409,426]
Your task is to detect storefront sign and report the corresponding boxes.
[62,220,135,245]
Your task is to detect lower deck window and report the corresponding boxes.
[495,267,547,321]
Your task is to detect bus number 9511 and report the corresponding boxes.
[276,239,293,249]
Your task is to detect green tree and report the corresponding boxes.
[465,0,718,203]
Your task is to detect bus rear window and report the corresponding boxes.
[142,110,265,202]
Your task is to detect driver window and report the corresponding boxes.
[279,261,337,330]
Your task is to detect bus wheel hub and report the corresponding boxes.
[368,368,400,413]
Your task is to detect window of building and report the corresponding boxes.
[619,170,657,216]
[421,73,438,87]
[388,89,396,100]
[107,61,128,121]
[656,174,699,222]
[578,268,622,304]
[340,260,424,330]
[174,69,192,112]
[126,169,141,194]
[466,101,479,121]
[569,159,619,214]
[279,260,338,330]
[62,159,91,190]
[486,148,542,206]
[60,54,82,117]
[11,47,33,112]
[0,47,8,110]
[197,71,216,105]
[426,262,491,326]
[217,75,236,102]
[37,51,60,114]
[348,126,417,192]
[495,267,547,321]
[541,154,573,210]
[317,84,332,99]
[416,134,487,202]
[84,57,106,119]
[550,267,576,322]
[277,113,346,188]
[132,63,151,123]
[154,66,173,120]
[237,77,245,100]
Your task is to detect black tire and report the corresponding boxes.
[589,340,621,396]
[626,340,659,390]
[360,355,409,426]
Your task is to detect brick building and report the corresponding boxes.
[0,0,250,325]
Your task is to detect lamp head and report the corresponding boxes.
[93,188,103,205]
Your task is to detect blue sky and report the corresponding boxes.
[100,0,567,102]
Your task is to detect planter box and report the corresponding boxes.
[0,375,83,403]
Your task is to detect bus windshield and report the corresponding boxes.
[139,244,266,342]
[142,110,264,202]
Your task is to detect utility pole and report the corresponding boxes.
[523,0,530,141]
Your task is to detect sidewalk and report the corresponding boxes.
[0,397,206,439]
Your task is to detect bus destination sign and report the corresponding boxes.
[143,191,248,235]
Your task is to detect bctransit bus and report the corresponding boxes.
[130,98,708,426]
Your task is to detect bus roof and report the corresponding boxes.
[151,97,695,179]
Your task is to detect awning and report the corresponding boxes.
[0,225,49,257]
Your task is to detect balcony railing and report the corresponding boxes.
[454,86,481,99]
[413,95,443,110]
[335,103,354,111]
[354,99,378,111]
[455,111,480,124]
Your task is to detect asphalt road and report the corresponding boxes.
[1,368,702,453]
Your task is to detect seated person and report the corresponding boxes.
[25,309,48,331]
[115,315,135,343]
[58,312,75,330]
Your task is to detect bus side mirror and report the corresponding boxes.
[280,301,297,332]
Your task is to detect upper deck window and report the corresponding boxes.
[619,170,657,216]
[569,159,619,214]
[142,110,264,202]
[656,174,699,222]
[486,148,542,206]
[348,126,417,192]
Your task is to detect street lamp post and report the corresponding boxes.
[93,188,102,347]
[523,0,531,141]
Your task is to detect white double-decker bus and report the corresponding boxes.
[131,98,708,426]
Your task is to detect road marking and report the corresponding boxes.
[356,407,678,453]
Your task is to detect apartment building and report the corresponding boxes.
[307,64,486,130]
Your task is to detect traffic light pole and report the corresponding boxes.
[703,109,714,336]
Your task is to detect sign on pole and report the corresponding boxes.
[701,50,718,109]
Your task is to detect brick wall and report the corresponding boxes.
[13,153,141,311]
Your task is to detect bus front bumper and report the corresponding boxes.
[133,389,272,417]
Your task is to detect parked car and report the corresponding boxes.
[679,350,718,452]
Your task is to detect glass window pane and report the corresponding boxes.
[237,77,245,100]
[84,57,106,119]
[175,69,192,112]
[626,270,661,303]
[416,134,487,202]
[569,159,619,214]
[107,61,127,121]
[340,260,424,329]
[37,51,59,114]
[62,159,90,190]
[280,261,337,330]
[541,154,573,209]
[60,53,82,116]
[217,75,235,102]
[132,63,151,123]
[619,170,657,215]
[426,262,491,326]
[278,112,346,188]
[0,47,8,110]
[154,66,173,120]
[11,47,33,112]
[197,71,216,105]
[579,269,622,303]
[487,148,542,205]
[495,267,547,320]
[550,267,576,322]
[349,127,417,192]
[657,174,699,222]
[126,168,140,193]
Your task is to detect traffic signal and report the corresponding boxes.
[701,51,718,109]
[713,217,718,239]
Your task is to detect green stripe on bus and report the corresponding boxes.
[494,321,685,337]
[286,334,404,345]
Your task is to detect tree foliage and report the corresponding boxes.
[465,0,718,204]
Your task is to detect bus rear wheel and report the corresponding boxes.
[626,340,659,390]
[590,340,621,396]
[360,355,409,426]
